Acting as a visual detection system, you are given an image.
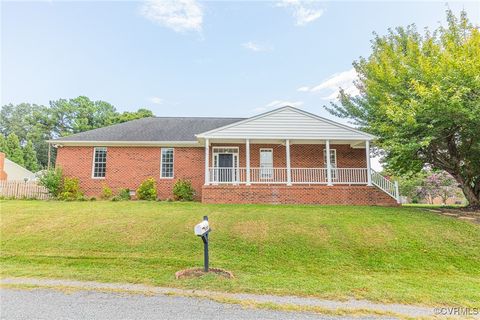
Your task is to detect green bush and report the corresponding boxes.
[58,177,83,201]
[172,179,195,201]
[118,188,131,200]
[38,168,63,197]
[101,185,113,200]
[136,178,157,200]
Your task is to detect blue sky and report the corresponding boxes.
[2,0,479,120]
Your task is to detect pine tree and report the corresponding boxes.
[23,140,39,172]
[5,133,24,166]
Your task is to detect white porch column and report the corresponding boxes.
[246,139,251,185]
[366,140,372,186]
[286,139,292,186]
[326,140,333,186]
[204,138,210,185]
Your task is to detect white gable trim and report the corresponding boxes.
[196,106,376,140]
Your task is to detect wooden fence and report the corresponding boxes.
[0,180,51,200]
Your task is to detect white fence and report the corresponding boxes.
[0,180,51,199]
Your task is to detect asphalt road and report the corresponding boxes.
[0,288,392,320]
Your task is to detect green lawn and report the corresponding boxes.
[1,200,479,306]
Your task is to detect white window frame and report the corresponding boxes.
[259,148,274,179]
[160,148,174,179]
[91,147,107,179]
[323,148,337,179]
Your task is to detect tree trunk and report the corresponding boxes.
[461,183,480,208]
[450,173,480,208]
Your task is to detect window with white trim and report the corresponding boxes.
[92,147,107,178]
[161,148,174,178]
[323,149,337,179]
[260,149,273,179]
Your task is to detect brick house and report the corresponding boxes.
[50,106,400,205]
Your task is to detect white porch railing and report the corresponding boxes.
[208,167,369,184]
[371,169,400,202]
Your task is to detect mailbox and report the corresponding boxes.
[195,216,211,272]
[194,220,210,236]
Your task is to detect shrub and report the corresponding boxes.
[172,179,195,201]
[111,195,121,201]
[101,184,113,200]
[90,197,97,201]
[118,188,131,200]
[136,178,157,200]
[38,168,63,197]
[58,177,83,201]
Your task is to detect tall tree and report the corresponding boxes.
[23,140,39,172]
[5,133,24,166]
[326,10,480,207]
[1,97,154,168]
[48,96,118,137]
[113,108,154,123]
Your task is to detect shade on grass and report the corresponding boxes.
[1,200,479,306]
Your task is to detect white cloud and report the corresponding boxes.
[277,0,324,26]
[149,97,164,105]
[297,68,359,100]
[242,41,273,52]
[253,100,304,113]
[140,0,203,33]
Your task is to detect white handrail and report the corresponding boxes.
[208,167,371,185]
[371,169,400,202]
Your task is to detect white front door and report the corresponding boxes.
[260,148,273,179]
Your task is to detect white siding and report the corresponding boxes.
[199,107,373,140]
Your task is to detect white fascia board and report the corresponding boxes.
[198,136,374,141]
[48,140,200,147]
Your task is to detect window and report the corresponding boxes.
[92,147,107,178]
[323,149,337,179]
[161,148,174,178]
[260,149,273,179]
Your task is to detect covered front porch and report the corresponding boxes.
[196,106,399,204]
[203,139,375,186]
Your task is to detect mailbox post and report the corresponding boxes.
[194,216,211,272]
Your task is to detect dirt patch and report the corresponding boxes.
[424,207,480,224]
[175,267,234,279]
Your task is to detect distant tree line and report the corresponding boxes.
[0,96,154,171]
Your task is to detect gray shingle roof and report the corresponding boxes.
[53,117,245,142]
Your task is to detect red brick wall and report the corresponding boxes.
[55,144,371,202]
[202,185,398,206]
[209,143,366,168]
[0,152,7,180]
[56,146,204,199]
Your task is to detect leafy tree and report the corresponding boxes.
[48,96,118,136]
[23,140,39,172]
[0,134,8,155]
[5,133,24,166]
[0,97,154,168]
[113,108,154,123]
[326,10,480,207]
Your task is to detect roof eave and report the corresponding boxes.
[48,140,200,147]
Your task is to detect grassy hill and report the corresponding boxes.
[1,200,479,306]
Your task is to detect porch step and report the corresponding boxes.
[371,169,400,203]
